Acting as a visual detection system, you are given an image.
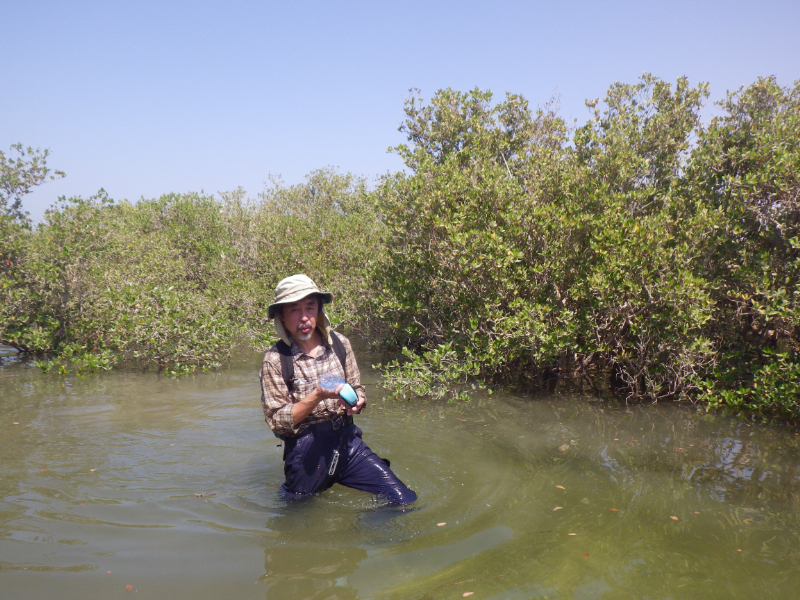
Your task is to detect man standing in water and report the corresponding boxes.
[260,274,417,505]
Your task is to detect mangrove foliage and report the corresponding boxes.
[1,170,383,374]
[2,74,800,422]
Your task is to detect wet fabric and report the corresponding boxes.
[279,423,417,505]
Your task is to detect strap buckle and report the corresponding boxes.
[328,449,340,476]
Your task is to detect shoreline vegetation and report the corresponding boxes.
[2,74,800,423]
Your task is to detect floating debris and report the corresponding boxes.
[436,574,510,589]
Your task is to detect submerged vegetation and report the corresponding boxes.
[2,74,800,422]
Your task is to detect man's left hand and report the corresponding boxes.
[339,396,365,416]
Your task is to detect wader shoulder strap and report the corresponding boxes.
[276,333,348,391]
[276,340,294,392]
[330,332,348,380]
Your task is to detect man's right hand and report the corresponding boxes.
[316,383,344,400]
[291,384,342,425]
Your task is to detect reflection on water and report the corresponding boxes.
[1,342,799,599]
[345,525,514,596]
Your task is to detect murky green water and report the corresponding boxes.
[1,342,799,599]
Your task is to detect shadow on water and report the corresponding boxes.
[1,340,800,599]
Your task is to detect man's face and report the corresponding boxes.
[280,295,320,342]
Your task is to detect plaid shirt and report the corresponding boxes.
[260,332,366,438]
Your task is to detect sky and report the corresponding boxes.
[2,0,799,222]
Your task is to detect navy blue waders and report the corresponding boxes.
[279,416,417,505]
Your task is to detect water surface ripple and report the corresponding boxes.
[1,343,799,599]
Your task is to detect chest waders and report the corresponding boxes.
[272,333,417,505]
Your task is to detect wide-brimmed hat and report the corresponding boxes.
[268,274,333,346]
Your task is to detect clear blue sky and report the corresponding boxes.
[2,0,798,221]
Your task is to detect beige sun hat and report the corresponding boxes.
[268,274,333,346]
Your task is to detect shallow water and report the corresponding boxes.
[1,342,799,599]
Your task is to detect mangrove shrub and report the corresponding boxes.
[0,169,383,373]
[374,75,800,421]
